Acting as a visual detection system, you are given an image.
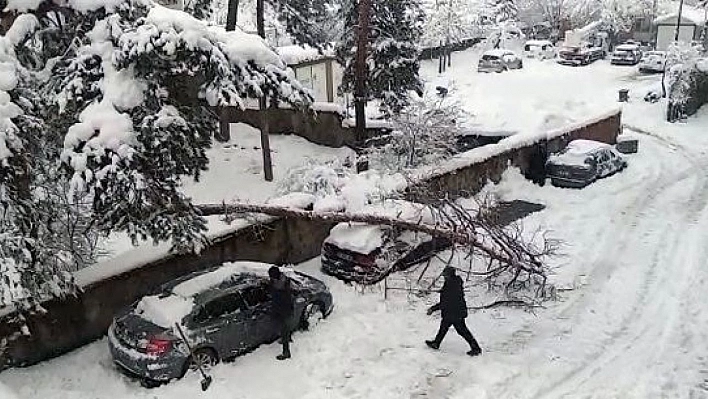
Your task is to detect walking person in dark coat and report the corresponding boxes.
[268,266,294,360]
[425,267,482,356]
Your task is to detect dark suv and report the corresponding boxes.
[108,262,333,386]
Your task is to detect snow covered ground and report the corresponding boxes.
[4,49,708,398]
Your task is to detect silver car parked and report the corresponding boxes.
[478,49,523,73]
[108,262,333,387]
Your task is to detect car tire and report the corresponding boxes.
[185,348,219,375]
[299,302,324,331]
[140,378,163,389]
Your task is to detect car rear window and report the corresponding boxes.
[482,55,500,60]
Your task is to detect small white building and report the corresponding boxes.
[654,7,707,51]
[276,45,345,104]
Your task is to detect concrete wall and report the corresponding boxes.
[219,106,385,148]
[0,111,620,370]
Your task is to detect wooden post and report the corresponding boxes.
[256,0,273,181]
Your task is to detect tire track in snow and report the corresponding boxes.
[529,132,708,398]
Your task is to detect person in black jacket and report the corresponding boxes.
[268,266,294,360]
[425,267,482,356]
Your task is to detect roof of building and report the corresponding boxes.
[654,6,707,25]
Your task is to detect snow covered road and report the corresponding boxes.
[3,52,708,398]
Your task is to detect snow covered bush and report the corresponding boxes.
[666,42,708,121]
[0,0,310,311]
[365,91,468,172]
[278,158,354,198]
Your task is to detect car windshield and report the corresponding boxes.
[482,55,500,61]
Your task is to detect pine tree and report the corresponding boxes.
[487,0,518,24]
[336,0,424,116]
[0,0,310,310]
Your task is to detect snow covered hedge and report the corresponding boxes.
[666,43,708,121]
[0,0,310,310]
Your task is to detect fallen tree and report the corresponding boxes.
[196,194,559,302]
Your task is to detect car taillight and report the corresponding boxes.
[146,338,172,355]
[354,253,376,267]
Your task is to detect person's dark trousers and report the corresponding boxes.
[433,318,481,351]
[279,317,293,357]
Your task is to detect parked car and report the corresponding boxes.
[639,50,666,73]
[477,49,523,73]
[557,44,604,66]
[546,139,627,188]
[321,200,452,284]
[611,43,642,65]
[523,40,556,60]
[108,262,333,386]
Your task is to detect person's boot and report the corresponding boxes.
[466,347,482,357]
[276,352,291,360]
[425,340,440,350]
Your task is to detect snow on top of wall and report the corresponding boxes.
[266,192,316,209]
[277,45,333,66]
[73,216,272,288]
[5,0,131,12]
[413,107,621,181]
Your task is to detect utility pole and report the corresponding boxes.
[354,0,371,144]
[256,0,274,181]
[674,0,685,42]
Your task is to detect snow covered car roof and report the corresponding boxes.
[134,262,311,328]
[548,139,613,167]
[483,49,516,57]
[324,200,438,254]
[615,44,640,51]
[525,40,553,46]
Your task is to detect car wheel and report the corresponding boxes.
[300,302,324,331]
[187,348,219,374]
[140,378,163,389]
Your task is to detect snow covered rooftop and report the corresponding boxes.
[276,45,334,65]
[654,6,707,25]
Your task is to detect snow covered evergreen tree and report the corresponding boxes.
[336,0,425,116]
[0,0,309,310]
[486,0,518,24]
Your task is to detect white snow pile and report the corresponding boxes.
[325,200,438,254]
[325,223,385,254]
[266,192,316,209]
[134,294,194,328]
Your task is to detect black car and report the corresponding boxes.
[320,201,451,284]
[108,262,333,386]
[546,139,627,188]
